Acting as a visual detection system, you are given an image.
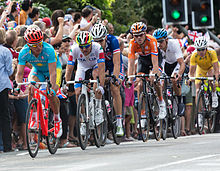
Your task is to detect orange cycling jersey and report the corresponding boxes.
[128,34,158,59]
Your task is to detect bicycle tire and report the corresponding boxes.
[162,116,168,140]
[171,96,180,139]
[151,95,162,141]
[138,93,150,142]
[196,90,205,135]
[100,99,108,146]
[46,108,59,154]
[207,95,217,133]
[94,99,108,147]
[76,94,89,150]
[26,98,41,158]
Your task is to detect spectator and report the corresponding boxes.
[0,28,13,152]
[5,30,19,60]
[26,7,40,25]
[107,23,114,35]
[50,10,65,45]
[15,0,33,25]
[80,7,97,31]
[8,2,18,21]
[42,17,52,29]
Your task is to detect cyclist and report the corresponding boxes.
[16,25,63,138]
[91,23,124,136]
[189,36,219,108]
[65,31,105,123]
[153,28,185,116]
[127,22,166,119]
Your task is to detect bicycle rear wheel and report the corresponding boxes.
[138,93,150,142]
[196,90,205,135]
[151,95,162,141]
[26,98,41,158]
[94,99,108,147]
[171,96,180,139]
[76,94,89,150]
[46,108,59,154]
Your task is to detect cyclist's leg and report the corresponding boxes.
[74,68,85,103]
[207,68,218,108]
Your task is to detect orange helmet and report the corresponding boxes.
[130,22,147,35]
[24,25,43,44]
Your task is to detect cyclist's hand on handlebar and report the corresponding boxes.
[175,74,182,82]
[62,85,69,94]
[47,88,56,98]
[96,86,104,95]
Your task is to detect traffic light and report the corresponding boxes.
[192,0,214,29]
[162,0,188,25]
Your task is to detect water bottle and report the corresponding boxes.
[105,100,111,113]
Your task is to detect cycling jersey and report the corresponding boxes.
[19,42,62,71]
[160,39,183,76]
[128,34,159,74]
[68,42,105,88]
[18,42,62,85]
[190,48,218,71]
[104,34,124,79]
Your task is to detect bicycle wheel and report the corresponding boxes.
[196,90,205,135]
[46,108,59,154]
[138,93,150,142]
[207,96,217,133]
[162,116,168,140]
[76,94,89,150]
[94,99,108,147]
[26,98,41,158]
[151,95,162,141]
[171,96,180,139]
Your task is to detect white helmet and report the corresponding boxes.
[91,23,108,40]
[194,36,207,49]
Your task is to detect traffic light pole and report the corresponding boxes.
[205,29,220,46]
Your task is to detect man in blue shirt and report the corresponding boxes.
[0,28,13,152]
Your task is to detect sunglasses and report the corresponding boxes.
[197,48,206,52]
[157,39,165,43]
[79,43,91,49]
[133,32,145,38]
[28,41,43,48]
[63,39,71,43]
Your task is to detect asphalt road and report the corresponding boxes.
[1,133,220,171]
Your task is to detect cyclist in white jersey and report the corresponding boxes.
[65,31,105,119]
[153,28,185,115]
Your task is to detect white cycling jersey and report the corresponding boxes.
[161,39,183,65]
[68,42,105,84]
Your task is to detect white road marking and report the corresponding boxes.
[135,154,220,171]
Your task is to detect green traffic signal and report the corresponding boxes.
[171,10,181,20]
[201,16,208,23]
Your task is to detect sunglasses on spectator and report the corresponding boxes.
[79,43,91,49]
[63,39,71,43]
[197,48,206,52]
[28,41,43,48]
[133,32,145,38]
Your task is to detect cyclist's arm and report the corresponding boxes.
[15,64,25,88]
[151,55,159,75]
[150,38,159,75]
[48,62,57,90]
[98,62,105,87]
[213,62,219,81]
[177,57,185,78]
[189,65,196,78]
[65,64,74,82]
[113,52,120,79]
[128,41,135,81]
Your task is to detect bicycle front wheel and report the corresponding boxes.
[94,99,108,147]
[46,108,59,154]
[171,96,180,139]
[196,90,205,135]
[76,94,89,150]
[138,93,150,142]
[26,98,41,158]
